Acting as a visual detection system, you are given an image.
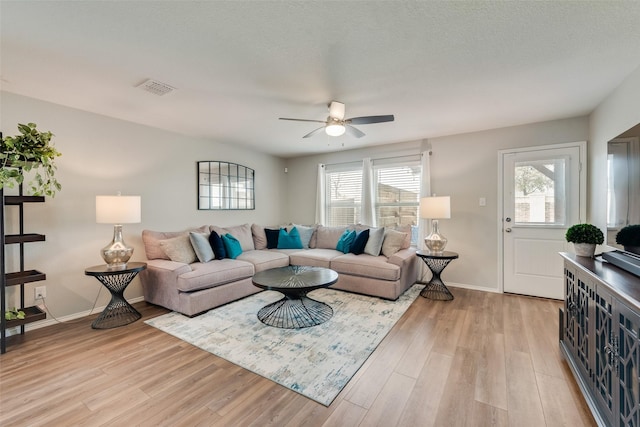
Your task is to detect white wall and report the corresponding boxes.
[1,92,286,323]
[285,117,589,291]
[589,65,640,231]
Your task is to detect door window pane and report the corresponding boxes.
[514,158,566,225]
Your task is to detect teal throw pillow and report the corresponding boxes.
[221,233,243,259]
[277,227,304,249]
[350,229,370,255]
[336,229,357,254]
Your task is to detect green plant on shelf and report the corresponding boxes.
[5,307,26,321]
[1,122,62,197]
[616,224,640,247]
[565,223,604,244]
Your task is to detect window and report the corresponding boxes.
[325,163,362,226]
[324,156,422,245]
[513,158,566,225]
[374,158,421,244]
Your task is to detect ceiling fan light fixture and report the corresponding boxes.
[325,123,346,136]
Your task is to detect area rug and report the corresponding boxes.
[145,284,421,406]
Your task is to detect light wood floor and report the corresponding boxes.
[0,288,595,426]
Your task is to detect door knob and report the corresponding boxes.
[505,228,512,233]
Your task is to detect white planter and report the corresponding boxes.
[574,243,596,258]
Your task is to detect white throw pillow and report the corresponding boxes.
[364,227,385,256]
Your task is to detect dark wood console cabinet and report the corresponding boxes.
[560,252,640,426]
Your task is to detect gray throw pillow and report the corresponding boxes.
[291,224,316,249]
[189,232,214,263]
[364,227,385,256]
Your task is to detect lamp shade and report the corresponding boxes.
[420,196,451,219]
[96,195,141,224]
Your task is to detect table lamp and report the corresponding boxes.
[420,196,451,253]
[96,194,141,269]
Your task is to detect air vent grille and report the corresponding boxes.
[137,79,175,96]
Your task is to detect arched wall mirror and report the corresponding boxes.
[607,123,640,249]
[198,161,255,210]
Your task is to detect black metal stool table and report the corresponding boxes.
[85,262,146,329]
[416,250,458,301]
[252,265,338,329]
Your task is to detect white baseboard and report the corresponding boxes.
[439,281,501,294]
[4,296,146,337]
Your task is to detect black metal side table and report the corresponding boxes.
[416,250,458,301]
[85,262,146,329]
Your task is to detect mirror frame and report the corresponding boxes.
[197,161,255,210]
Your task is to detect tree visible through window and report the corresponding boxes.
[514,159,565,224]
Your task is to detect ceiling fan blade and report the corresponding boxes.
[328,101,346,120]
[347,115,395,125]
[345,125,365,138]
[279,118,327,124]
[302,126,326,139]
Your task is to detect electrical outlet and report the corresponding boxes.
[35,286,46,299]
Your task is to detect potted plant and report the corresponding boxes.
[616,224,640,255]
[1,122,62,197]
[566,223,604,258]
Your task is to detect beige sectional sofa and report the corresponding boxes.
[140,223,419,316]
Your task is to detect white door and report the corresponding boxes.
[501,142,586,299]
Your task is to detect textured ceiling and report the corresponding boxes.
[2,1,640,158]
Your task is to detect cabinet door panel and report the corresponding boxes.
[564,267,592,380]
[594,285,615,424]
[617,301,640,427]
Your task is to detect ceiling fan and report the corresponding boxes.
[279,101,394,138]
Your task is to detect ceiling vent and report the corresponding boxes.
[137,79,175,96]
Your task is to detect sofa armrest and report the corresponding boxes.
[387,247,417,268]
[139,260,193,311]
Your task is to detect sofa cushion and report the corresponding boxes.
[364,227,385,256]
[289,248,343,268]
[189,232,214,263]
[212,224,255,251]
[142,226,208,260]
[315,225,347,249]
[350,229,370,255]
[159,234,198,264]
[251,224,268,250]
[265,228,281,249]
[237,250,290,272]
[336,229,357,253]
[222,233,243,259]
[209,230,226,260]
[331,253,401,281]
[381,229,407,258]
[177,259,254,292]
